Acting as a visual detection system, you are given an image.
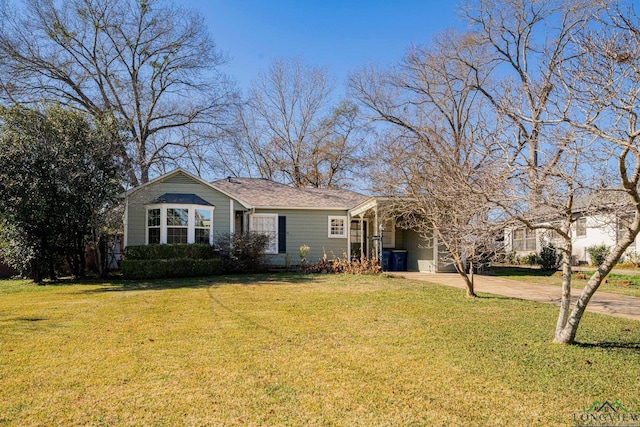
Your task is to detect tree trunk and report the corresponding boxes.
[31,259,41,284]
[94,231,104,278]
[554,229,638,344]
[48,258,56,282]
[554,245,572,339]
[453,255,477,298]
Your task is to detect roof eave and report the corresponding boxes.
[252,205,354,211]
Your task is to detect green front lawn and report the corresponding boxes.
[491,266,640,298]
[1,274,639,426]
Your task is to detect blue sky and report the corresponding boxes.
[181,0,463,95]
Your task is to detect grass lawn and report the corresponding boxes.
[491,266,640,298]
[1,274,639,426]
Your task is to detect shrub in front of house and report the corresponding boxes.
[120,258,223,279]
[215,232,271,273]
[123,244,218,260]
[121,244,222,279]
[586,244,611,267]
[519,252,541,266]
[539,244,561,270]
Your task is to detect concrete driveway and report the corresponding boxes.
[400,272,640,321]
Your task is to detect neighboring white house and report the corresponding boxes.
[505,208,636,265]
[122,168,456,272]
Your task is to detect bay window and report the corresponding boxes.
[145,196,214,245]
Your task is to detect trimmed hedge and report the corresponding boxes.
[123,244,218,260]
[121,258,224,279]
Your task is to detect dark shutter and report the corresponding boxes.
[278,216,286,253]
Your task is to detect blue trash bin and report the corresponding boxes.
[391,250,407,271]
[382,249,392,271]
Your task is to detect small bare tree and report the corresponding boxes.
[351,31,507,297]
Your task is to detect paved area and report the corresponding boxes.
[399,272,640,321]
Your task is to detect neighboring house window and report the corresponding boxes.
[576,217,587,238]
[513,228,536,251]
[250,213,278,254]
[147,208,161,244]
[328,216,347,238]
[145,204,214,245]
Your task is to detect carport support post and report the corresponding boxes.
[433,233,438,273]
[375,209,379,263]
[347,213,351,260]
[359,217,364,259]
[378,223,384,265]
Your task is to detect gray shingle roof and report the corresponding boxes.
[212,177,369,209]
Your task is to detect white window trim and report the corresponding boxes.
[145,204,215,245]
[328,215,348,238]
[249,213,278,254]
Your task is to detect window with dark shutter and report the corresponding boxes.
[278,216,286,253]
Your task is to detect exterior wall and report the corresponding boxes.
[398,229,455,273]
[402,229,433,272]
[393,225,404,249]
[572,214,616,264]
[254,208,351,266]
[125,173,235,247]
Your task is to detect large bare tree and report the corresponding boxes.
[551,4,640,343]
[461,0,618,344]
[0,0,235,185]
[461,0,602,205]
[226,57,366,188]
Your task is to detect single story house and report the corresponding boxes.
[505,198,637,265]
[122,168,456,272]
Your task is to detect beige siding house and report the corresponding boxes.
[123,168,453,271]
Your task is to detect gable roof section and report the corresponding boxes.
[211,177,369,210]
[123,168,251,209]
